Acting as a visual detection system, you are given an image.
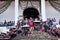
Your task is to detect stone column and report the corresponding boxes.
[41,0,46,21]
[15,0,19,25]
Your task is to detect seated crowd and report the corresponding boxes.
[15,17,60,37]
[0,17,60,40]
[0,20,15,26]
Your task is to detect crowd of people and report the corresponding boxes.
[16,17,60,37]
[0,20,15,26]
[0,17,60,40]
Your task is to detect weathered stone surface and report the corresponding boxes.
[12,31,58,40]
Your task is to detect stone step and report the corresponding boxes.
[13,31,58,40]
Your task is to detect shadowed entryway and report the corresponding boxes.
[23,7,39,19]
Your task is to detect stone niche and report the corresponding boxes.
[19,1,41,19]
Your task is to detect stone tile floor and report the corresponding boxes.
[12,31,58,40]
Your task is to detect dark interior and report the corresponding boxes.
[23,7,39,19]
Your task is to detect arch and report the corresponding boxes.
[23,7,39,19]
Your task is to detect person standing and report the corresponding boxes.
[4,20,7,26]
[28,17,34,31]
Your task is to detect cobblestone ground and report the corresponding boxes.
[13,31,58,40]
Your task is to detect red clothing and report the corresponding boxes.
[28,19,33,27]
[42,27,45,32]
[7,31,13,36]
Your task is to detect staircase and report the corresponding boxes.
[13,31,58,40]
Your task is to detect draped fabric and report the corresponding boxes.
[0,0,12,14]
[48,0,60,12]
[19,1,41,10]
[19,1,41,16]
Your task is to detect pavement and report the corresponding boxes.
[12,31,58,40]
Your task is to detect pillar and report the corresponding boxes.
[41,0,47,21]
[15,0,19,25]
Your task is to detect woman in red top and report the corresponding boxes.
[28,17,34,31]
[28,17,34,27]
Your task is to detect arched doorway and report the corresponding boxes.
[23,7,39,19]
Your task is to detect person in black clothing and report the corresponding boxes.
[4,20,7,26]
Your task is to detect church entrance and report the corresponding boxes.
[23,7,39,19]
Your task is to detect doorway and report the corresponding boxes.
[23,7,39,19]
